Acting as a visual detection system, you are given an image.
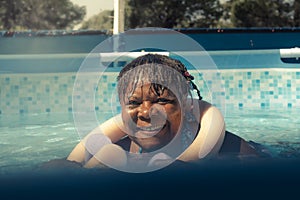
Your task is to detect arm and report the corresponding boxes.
[67,114,127,164]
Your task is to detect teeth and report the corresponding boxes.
[139,125,164,131]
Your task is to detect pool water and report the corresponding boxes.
[224,108,300,158]
[0,113,78,174]
[0,108,299,174]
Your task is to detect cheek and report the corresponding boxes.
[166,106,182,132]
[121,108,137,129]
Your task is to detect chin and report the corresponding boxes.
[136,137,171,152]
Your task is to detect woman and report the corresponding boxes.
[67,54,260,170]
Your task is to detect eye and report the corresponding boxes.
[157,98,173,104]
[129,100,139,105]
[127,100,141,107]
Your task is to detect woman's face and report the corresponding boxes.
[121,83,183,152]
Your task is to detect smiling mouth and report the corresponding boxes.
[135,124,166,137]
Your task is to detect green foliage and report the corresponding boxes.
[2,0,300,31]
[229,0,295,27]
[126,0,223,29]
[80,10,113,32]
[125,0,300,29]
[294,0,300,26]
[0,0,86,30]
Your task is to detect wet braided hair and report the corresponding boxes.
[117,54,202,103]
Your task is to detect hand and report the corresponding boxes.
[84,144,127,169]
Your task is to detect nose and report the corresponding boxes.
[137,102,164,122]
[138,101,152,120]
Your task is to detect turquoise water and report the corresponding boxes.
[0,108,299,174]
[225,108,300,158]
[0,113,78,173]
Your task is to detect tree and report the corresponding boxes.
[185,0,223,27]
[0,0,86,30]
[80,10,113,32]
[126,0,223,29]
[292,0,300,26]
[229,0,294,27]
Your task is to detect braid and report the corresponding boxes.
[190,81,202,100]
[117,54,202,101]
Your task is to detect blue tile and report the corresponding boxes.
[238,80,243,88]
[1,69,300,114]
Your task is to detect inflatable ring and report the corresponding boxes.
[179,106,226,161]
[89,105,226,162]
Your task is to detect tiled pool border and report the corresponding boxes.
[1,68,299,114]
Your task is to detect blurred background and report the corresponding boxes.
[0,0,299,33]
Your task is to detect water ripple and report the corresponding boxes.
[11,146,33,153]
[45,137,65,143]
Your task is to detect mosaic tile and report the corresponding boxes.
[0,69,300,114]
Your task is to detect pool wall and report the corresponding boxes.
[1,29,300,114]
[1,68,299,115]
